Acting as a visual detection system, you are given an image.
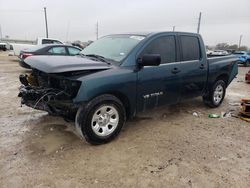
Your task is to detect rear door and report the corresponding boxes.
[178,35,207,99]
[136,34,182,112]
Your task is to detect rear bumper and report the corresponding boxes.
[19,59,31,69]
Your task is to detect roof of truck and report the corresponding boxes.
[106,31,200,37]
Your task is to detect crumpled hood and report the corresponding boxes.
[24,55,112,73]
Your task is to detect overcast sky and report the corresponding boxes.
[0,0,249,47]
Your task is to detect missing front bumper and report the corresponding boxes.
[18,85,79,118]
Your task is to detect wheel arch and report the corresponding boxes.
[105,91,131,120]
[85,91,132,120]
[215,73,229,86]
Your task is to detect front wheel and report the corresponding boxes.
[75,94,126,145]
[203,80,226,108]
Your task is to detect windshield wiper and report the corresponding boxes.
[79,53,115,64]
[86,54,108,62]
[78,53,117,64]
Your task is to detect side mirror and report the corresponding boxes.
[138,54,161,67]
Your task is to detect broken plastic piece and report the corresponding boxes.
[221,111,232,118]
[208,114,220,118]
[192,112,198,117]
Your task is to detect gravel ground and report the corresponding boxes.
[0,52,249,188]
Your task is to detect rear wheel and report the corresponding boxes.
[203,80,226,108]
[75,94,126,145]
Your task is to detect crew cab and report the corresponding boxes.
[18,32,238,144]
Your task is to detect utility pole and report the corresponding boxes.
[0,25,2,40]
[173,26,175,32]
[238,35,243,49]
[197,12,202,34]
[44,7,49,38]
[66,21,70,41]
[96,21,99,40]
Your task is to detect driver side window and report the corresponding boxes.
[140,36,176,64]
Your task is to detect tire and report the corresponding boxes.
[203,80,226,108]
[244,60,250,67]
[75,94,126,145]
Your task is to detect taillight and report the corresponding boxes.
[22,53,33,59]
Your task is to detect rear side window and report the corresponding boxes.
[42,39,62,44]
[48,47,67,55]
[141,36,176,64]
[68,47,81,55]
[180,36,200,61]
[42,39,54,44]
[52,40,62,44]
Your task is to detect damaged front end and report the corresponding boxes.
[18,69,82,119]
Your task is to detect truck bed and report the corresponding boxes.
[207,55,238,87]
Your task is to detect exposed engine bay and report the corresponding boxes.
[18,69,83,119]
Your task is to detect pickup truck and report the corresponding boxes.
[10,37,63,56]
[18,32,238,144]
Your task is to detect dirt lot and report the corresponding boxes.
[0,52,249,188]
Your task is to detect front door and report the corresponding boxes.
[136,35,182,112]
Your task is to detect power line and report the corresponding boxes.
[0,9,42,13]
[0,25,2,40]
[96,21,99,40]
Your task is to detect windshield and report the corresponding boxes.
[80,35,145,62]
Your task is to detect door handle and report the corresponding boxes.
[171,67,181,74]
[200,64,205,69]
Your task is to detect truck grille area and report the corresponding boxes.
[18,69,81,117]
[34,70,81,99]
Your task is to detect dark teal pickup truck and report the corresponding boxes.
[18,32,238,144]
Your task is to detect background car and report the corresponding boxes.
[210,50,229,56]
[19,44,82,68]
[206,49,213,56]
[233,51,250,67]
